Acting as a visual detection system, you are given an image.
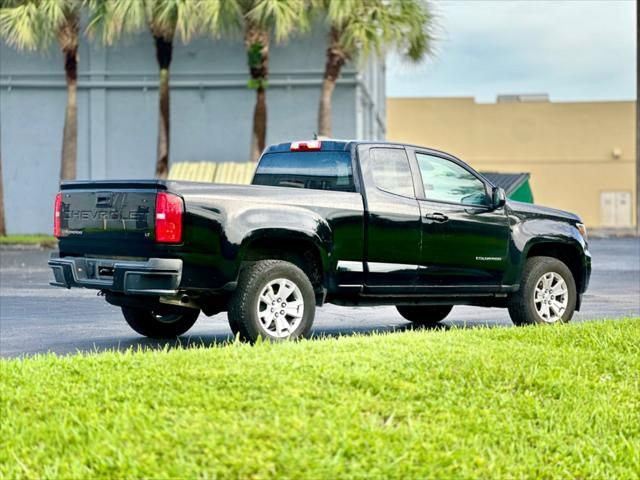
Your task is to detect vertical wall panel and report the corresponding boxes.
[0,26,384,234]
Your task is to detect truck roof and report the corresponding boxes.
[263,139,455,157]
[264,140,354,153]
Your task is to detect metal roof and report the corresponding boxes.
[481,172,530,193]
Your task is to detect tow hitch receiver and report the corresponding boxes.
[98,266,114,277]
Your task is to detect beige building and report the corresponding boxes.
[387,97,637,229]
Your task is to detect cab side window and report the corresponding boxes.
[370,148,415,198]
[416,153,489,206]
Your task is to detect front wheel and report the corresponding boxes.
[121,306,200,338]
[396,305,453,326]
[228,260,316,342]
[508,256,577,326]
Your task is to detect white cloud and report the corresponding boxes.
[386,0,637,102]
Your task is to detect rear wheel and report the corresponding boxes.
[396,305,453,326]
[121,306,200,338]
[228,317,241,337]
[228,260,315,342]
[508,256,576,326]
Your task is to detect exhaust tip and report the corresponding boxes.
[180,295,190,304]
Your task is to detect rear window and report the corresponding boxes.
[252,151,355,192]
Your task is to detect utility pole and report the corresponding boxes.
[637,0,639,234]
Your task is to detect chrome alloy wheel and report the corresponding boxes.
[533,272,569,323]
[256,278,305,338]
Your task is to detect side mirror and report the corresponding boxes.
[492,187,506,209]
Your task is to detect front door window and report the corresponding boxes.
[416,153,489,207]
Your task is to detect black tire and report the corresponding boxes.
[228,260,316,342]
[228,317,241,337]
[121,306,200,338]
[508,256,577,326]
[396,305,453,326]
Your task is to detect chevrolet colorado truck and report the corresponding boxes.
[49,140,591,342]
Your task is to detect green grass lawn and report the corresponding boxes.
[1,319,639,479]
[0,234,56,247]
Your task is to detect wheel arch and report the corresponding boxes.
[522,239,586,295]
[238,229,329,293]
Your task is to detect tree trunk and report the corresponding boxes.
[154,34,173,179]
[318,78,336,138]
[318,27,348,138]
[59,15,79,180]
[0,150,5,237]
[245,23,269,162]
[251,87,267,162]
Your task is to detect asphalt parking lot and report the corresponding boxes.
[0,238,638,358]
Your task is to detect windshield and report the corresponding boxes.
[252,151,355,192]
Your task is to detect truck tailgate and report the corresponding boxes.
[58,180,165,248]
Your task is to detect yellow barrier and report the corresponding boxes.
[168,162,255,185]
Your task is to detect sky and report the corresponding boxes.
[386,0,637,102]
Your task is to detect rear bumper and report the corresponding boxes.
[48,254,182,295]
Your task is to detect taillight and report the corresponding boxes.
[290,140,321,151]
[155,192,183,243]
[54,192,62,237]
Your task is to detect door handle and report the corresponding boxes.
[424,212,449,223]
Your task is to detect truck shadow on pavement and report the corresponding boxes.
[64,320,503,357]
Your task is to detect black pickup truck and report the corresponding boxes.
[49,140,591,341]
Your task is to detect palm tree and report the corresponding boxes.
[314,0,435,137]
[0,0,82,180]
[201,0,306,162]
[244,0,307,161]
[87,0,199,179]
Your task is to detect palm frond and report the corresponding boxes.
[199,0,242,38]
[248,0,307,43]
[324,0,357,30]
[0,3,39,49]
[327,0,435,63]
[85,0,146,45]
[0,0,72,50]
[38,0,68,28]
[389,0,435,62]
[154,0,202,43]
